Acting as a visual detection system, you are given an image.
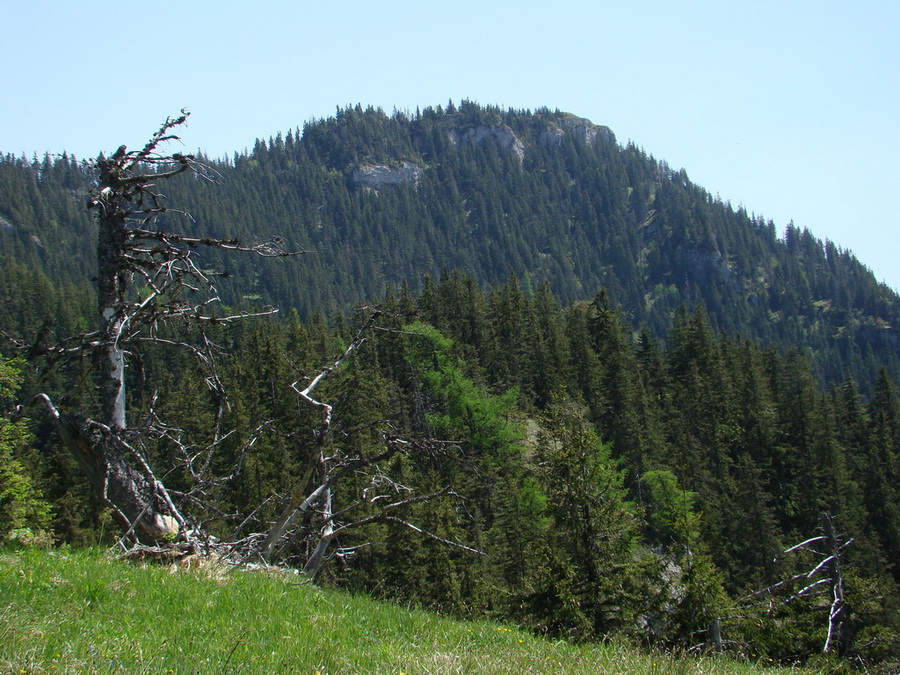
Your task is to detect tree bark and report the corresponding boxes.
[39,396,180,543]
[96,202,128,430]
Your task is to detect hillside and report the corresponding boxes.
[0,546,822,674]
[1,107,899,669]
[1,102,899,393]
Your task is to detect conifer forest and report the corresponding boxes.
[1,103,898,669]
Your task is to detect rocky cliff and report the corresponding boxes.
[350,160,425,191]
[448,124,526,164]
[539,114,616,148]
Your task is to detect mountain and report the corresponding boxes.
[1,101,898,393]
[2,104,900,666]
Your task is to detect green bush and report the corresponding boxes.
[0,354,53,544]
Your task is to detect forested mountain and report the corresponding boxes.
[7,274,898,666]
[1,104,899,669]
[1,101,898,393]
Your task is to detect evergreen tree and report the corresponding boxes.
[586,289,642,470]
[769,349,835,536]
[532,406,650,637]
[865,370,900,579]
[641,470,728,647]
[0,354,53,543]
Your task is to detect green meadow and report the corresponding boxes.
[0,547,814,674]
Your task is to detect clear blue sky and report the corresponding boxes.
[2,0,898,291]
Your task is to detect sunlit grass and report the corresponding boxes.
[1,547,807,674]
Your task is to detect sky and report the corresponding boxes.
[2,0,898,290]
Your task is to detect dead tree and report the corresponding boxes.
[16,113,479,576]
[730,512,852,656]
[6,111,480,579]
[256,311,483,579]
[30,112,301,545]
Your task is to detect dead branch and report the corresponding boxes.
[22,111,306,547]
[256,308,478,579]
[381,516,485,556]
[727,512,852,656]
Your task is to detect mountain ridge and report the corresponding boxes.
[1,101,898,393]
[2,105,900,666]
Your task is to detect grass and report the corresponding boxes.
[0,547,808,674]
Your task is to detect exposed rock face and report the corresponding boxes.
[681,246,737,287]
[449,124,526,165]
[348,115,612,189]
[540,115,616,148]
[350,160,424,191]
[443,116,612,165]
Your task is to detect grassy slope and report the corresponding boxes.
[1,548,805,675]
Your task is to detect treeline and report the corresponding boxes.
[2,102,900,394]
[5,271,898,667]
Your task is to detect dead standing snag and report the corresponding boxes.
[35,111,302,545]
[260,311,484,579]
[23,113,478,577]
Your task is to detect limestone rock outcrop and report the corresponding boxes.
[540,115,616,148]
[449,125,525,165]
[350,160,424,191]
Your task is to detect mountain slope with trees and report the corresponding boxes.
[1,105,899,669]
[1,101,898,393]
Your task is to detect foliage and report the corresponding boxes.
[531,407,647,636]
[2,103,899,394]
[2,104,900,668]
[641,469,701,552]
[0,355,52,543]
[641,470,729,649]
[404,320,521,465]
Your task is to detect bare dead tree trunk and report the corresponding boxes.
[259,314,484,579]
[29,112,302,546]
[95,149,130,431]
[38,395,184,543]
[302,487,335,578]
[729,511,853,659]
[261,317,369,562]
[822,513,848,655]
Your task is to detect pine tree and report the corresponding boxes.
[770,349,835,536]
[533,406,649,637]
[586,290,642,467]
[0,354,53,543]
[865,370,900,579]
